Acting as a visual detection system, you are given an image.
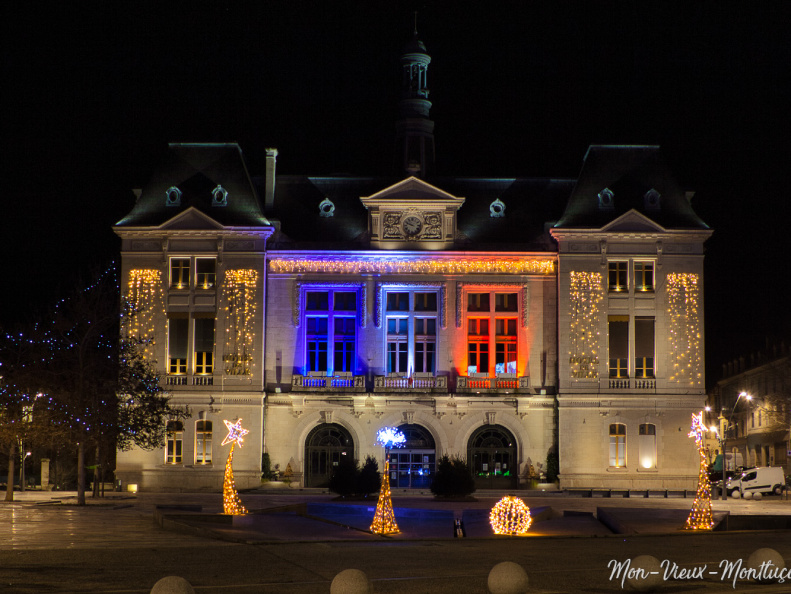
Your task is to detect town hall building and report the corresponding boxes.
[114,31,711,492]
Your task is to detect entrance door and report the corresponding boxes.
[387,424,435,489]
[304,424,354,487]
[468,425,518,489]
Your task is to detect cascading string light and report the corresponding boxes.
[568,271,603,379]
[126,269,164,360]
[269,258,555,276]
[667,273,702,386]
[490,495,533,535]
[222,269,258,376]
[684,411,714,530]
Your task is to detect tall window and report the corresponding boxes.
[170,258,190,289]
[608,316,629,378]
[608,262,628,292]
[609,423,626,467]
[194,317,214,375]
[168,316,188,375]
[305,290,357,374]
[635,317,655,378]
[166,421,183,464]
[639,423,656,469]
[466,291,518,376]
[195,420,212,464]
[385,290,438,375]
[634,261,654,292]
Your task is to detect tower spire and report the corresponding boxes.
[394,23,435,178]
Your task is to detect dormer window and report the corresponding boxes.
[318,197,335,217]
[490,198,506,218]
[212,185,228,206]
[597,188,614,210]
[165,186,182,207]
[644,188,661,210]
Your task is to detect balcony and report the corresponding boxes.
[373,373,448,393]
[291,372,366,392]
[605,378,656,390]
[456,373,530,394]
[165,375,215,387]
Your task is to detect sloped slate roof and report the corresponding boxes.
[116,143,269,228]
[263,175,575,251]
[555,145,709,230]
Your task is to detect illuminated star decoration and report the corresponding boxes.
[222,418,250,447]
[684,411,714,530]
[376,426,406,449]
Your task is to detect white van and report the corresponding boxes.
[726,466,785,497]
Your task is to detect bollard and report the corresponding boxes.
[747,548,786,583]
[626,556,663,592]
[488,561,528,594]
[330,569,373,594]
[454,518,466,538]
[150,576,195,594]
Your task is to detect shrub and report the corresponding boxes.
[261,453,273,481]
[357,455,381,496]
[431,455,476,498]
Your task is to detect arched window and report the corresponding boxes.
[468,425,518,489]
[304,424,354,487]
[388,424,436,489]
[166,421,183,464]
[195,420,212,465]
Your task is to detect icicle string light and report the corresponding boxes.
[568,271,603,379]
[269,258,555,276]
[667,273,702,386]
[490,495,533,535]
[684,411,714,530]
[370,456,399,534]
[125,269,164,360]
[222,269,258,376]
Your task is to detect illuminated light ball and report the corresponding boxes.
[150,576,195,594]
[626,555,663,592]
[747,548,786,583]
[330,569,373,594]
[487,561,529,594]
[742,491,753,500]
[490,496,532,536]
[753,492,762,500]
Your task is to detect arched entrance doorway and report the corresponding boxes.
[468,425,518,489]
[388,424,436,489]
[304,423,354,487]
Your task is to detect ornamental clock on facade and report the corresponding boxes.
[402,215,422,237]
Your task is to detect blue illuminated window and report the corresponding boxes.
[303,290,357,375]
[385,290,437,375]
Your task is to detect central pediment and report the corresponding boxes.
[360,177,465,249]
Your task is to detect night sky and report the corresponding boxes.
[3,3,790,385]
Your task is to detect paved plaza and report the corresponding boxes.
[3,489,791,593]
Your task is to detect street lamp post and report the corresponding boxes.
[720,391,752,500]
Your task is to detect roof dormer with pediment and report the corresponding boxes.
[360,176,465,249]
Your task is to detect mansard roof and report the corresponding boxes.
[263,175,574,251]
[555,145,709,230]
[115,143,270,228]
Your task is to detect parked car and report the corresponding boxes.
[726,466,786,497]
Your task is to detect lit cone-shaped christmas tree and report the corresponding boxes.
[684,411,713,530]
[370,455,399,534]
[222,419,249,516]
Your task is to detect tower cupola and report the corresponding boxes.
[395,25,435,178]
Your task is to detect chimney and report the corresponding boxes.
[264,148,278,213]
